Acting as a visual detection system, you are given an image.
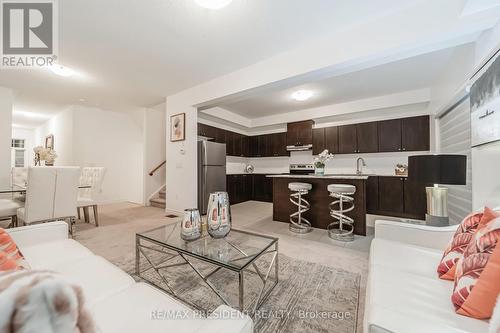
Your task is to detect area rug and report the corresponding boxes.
[112,250,360,333]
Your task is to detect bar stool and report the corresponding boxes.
[288,182,312,233]
[327,184,356,241]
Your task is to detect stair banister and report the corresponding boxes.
[149,160,166,176]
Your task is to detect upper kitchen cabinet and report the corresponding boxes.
[356,122,378,153]
[270,132,288,157]
[215,128,226,144]
[197,123,216,140]
[286,120,313,146]
[338,124,357,154]
[225,131,235,156]
[325,126,339,154]
[378,116,430,152]
[378,119,402,152]
[312,128,325,155]
[402,115,430,152]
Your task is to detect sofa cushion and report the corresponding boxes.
[0,228,29,269]
[367,266,489,333]
[92,282,205,333]
[370,238,443,278]
[21,239,93,269]
[52,255,135,305]
[453,217,500,319]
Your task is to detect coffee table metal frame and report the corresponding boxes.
[135,227,279,315]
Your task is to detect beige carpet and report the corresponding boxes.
[73,201,369,333]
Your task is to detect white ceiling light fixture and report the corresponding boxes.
[195,0,232,10]
[291,90,313,101]
[49,64,75,77]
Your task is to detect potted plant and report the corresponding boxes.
[313,149,334,176]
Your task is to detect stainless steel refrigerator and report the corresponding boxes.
[198,140,226,214]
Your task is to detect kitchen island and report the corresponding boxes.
[267,174,368,236]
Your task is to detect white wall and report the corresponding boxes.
[34,105,145,205]
[34,108,75,166]
[143,103,166,204]
[0,87,13,187]
[11,127,35,167]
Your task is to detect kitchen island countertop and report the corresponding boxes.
[266,174,369,180]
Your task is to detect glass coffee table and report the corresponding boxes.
[136,223,279,314]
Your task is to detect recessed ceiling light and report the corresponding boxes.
[195,0,232,10]
[291,90,313,101]
[50,64,75,77]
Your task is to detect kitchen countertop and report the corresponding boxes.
[265,174,369,180]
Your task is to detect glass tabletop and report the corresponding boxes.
[0,184,92,194]
[137,223,278,271]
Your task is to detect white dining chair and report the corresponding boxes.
[10,167,28,203]
[0,199,23,228]
[77,167,106,227]
[17,167,80,235]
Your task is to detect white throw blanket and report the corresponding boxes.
[0,270,96,333]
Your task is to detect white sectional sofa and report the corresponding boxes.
[364,220,490,333]
[7,222,253,333]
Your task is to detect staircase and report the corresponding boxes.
[149,187,166,209]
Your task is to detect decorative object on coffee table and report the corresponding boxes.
[207,192,231,238]
[314,149,334,176]
[136,224,279,314]
[181,208,201,241]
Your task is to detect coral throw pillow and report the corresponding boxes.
[438,208,500,280]
[0,251,19,271]
[0,228,29,269]
[452,217,500,319]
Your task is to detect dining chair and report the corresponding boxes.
[17,167,80,235]
[77,167,106,227]
[10,167,27,203]
[0,199,23,228]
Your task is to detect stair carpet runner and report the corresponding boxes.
[150,188,166,208]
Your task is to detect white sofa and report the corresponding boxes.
[364,220,490,333]
[7,222,253,333]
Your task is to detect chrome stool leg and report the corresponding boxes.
[328,191,355,241]
[289,189,312,233]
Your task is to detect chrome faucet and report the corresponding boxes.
[356,157,366,175]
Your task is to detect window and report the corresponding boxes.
[11,139,25,149]
[11,138,26,167]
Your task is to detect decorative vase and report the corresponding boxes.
[315,165,325,176]
[206,192,231,239]
[181,208,202,241]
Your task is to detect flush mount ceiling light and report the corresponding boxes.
[49,64,75,77]
[291,90,313,101]
[195,0,232,9]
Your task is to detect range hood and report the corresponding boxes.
[286,144,312,151]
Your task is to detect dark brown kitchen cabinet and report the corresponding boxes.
[403,178,428,218]
[366,176,379,212]
[402,116,430,152]
[287,120,313,146]
[215,128,226,144]
[312,128,325,155]
[356,122,378,153]
[378,119,402,152]
[252,174,273,202]
[366,176,428,219]
[197,123,216,140]
[257,135,267,157]
[270,132,288,157]
[227,174,272,204]
[338,124,358,154]
[241,135,250,157]
[325,126,339,154]
[225,131,234,156]
[378,176,404,214]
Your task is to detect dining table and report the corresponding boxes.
[0,184,92,194]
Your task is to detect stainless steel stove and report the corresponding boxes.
[289,164,314,175]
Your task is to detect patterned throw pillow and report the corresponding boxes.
[0,251,19,271]
[0,228,29,269]
[452,217,500,319]
[438,208,499,280]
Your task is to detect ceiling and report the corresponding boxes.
[215,45,472,118]
[2,0,428,127]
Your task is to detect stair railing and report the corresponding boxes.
[149,160,166,176]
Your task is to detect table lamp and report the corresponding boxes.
[408,154,466,226]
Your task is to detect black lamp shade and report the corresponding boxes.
[408,155,466,185]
